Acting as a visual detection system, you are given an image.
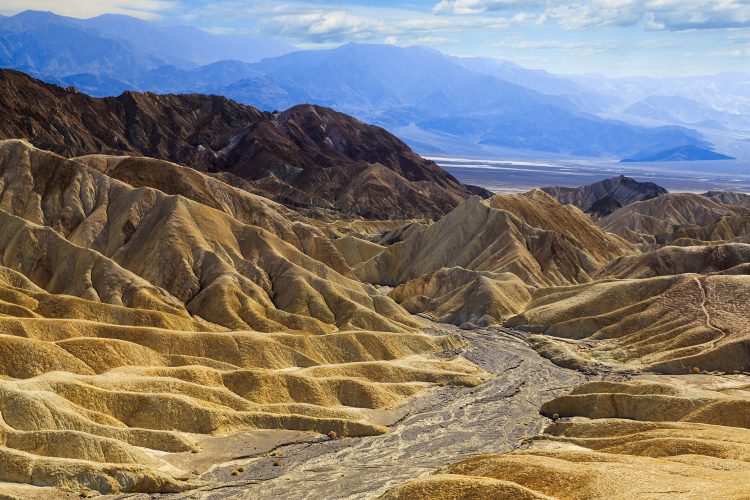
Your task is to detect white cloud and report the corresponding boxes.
[0,0,179,20]
[711,46,750,57]
[259,8,515,43]
[434,0,750,31]
[260,11,386,41]
[434,0,541,15]
[547,0,750,31]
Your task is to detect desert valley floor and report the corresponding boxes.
[0,71,749,499]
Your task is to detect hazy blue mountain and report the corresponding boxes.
[78,14,294,65]
[0,10,293,89]
[447,56,616,113]
[571,72,750,122]
[0,10,179,82]
[621,145,736,162]
[202,43,706,158]
[623,94,750,132]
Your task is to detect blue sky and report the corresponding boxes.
[1,0,749,77]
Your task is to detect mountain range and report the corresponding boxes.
[2,10,746,161]
[0,69,483,219]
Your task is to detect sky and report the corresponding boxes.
[1,0,749,77]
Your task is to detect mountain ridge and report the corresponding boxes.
[0,69,481,219]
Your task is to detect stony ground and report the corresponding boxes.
[137,326,592,500]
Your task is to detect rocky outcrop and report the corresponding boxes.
[542,175,667,217]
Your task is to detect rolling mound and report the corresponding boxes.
[507,274,750,373]
[389,268,532,328]
[0,139,491,495]
[356,192,635,329]
[703,190,750,208]
[600,243,750,279]
[0,139,417,334]
[71,154,351,274]
[0,69,476,219]
[541,379,750,426]
[600,193,750,245]
[385,377,750,500]
[669,215,750,245]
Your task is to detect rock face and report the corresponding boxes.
[599,243,750,279]
[353,191,635,329]
[389,268,532,327]
[585,195,622,217]
[0,69,476,219]
[542,175,667,217]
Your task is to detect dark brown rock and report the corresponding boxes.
[0,69,475,219]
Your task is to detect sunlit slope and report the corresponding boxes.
[358,192,635,288]
[384,378,750,500]
[507,274,750,373]
[356,191,635,326]
[0,139,418,333]
[600,193,750,245]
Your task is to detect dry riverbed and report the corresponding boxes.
[116,325,600,499]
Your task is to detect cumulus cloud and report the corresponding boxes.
[261,11,381,41]
[547,0,750,31]
[0,0,178,19]
[259,8,514,43]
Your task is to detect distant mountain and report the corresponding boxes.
[0,69,476,219]
[621,145,735,162]
[0,10,180,82]
[570,72,750,133]
[0,11,726,159]
[447,56,614,113]
[205,43,707,158]
[542,175,668,217]
[624,95,750,131]
[0,10,293,87]
[78,14,293,65]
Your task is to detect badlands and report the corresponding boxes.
[0,72,748,499]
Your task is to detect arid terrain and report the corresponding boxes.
[0,73,748,499]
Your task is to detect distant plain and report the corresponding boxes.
[436,156,750,193]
